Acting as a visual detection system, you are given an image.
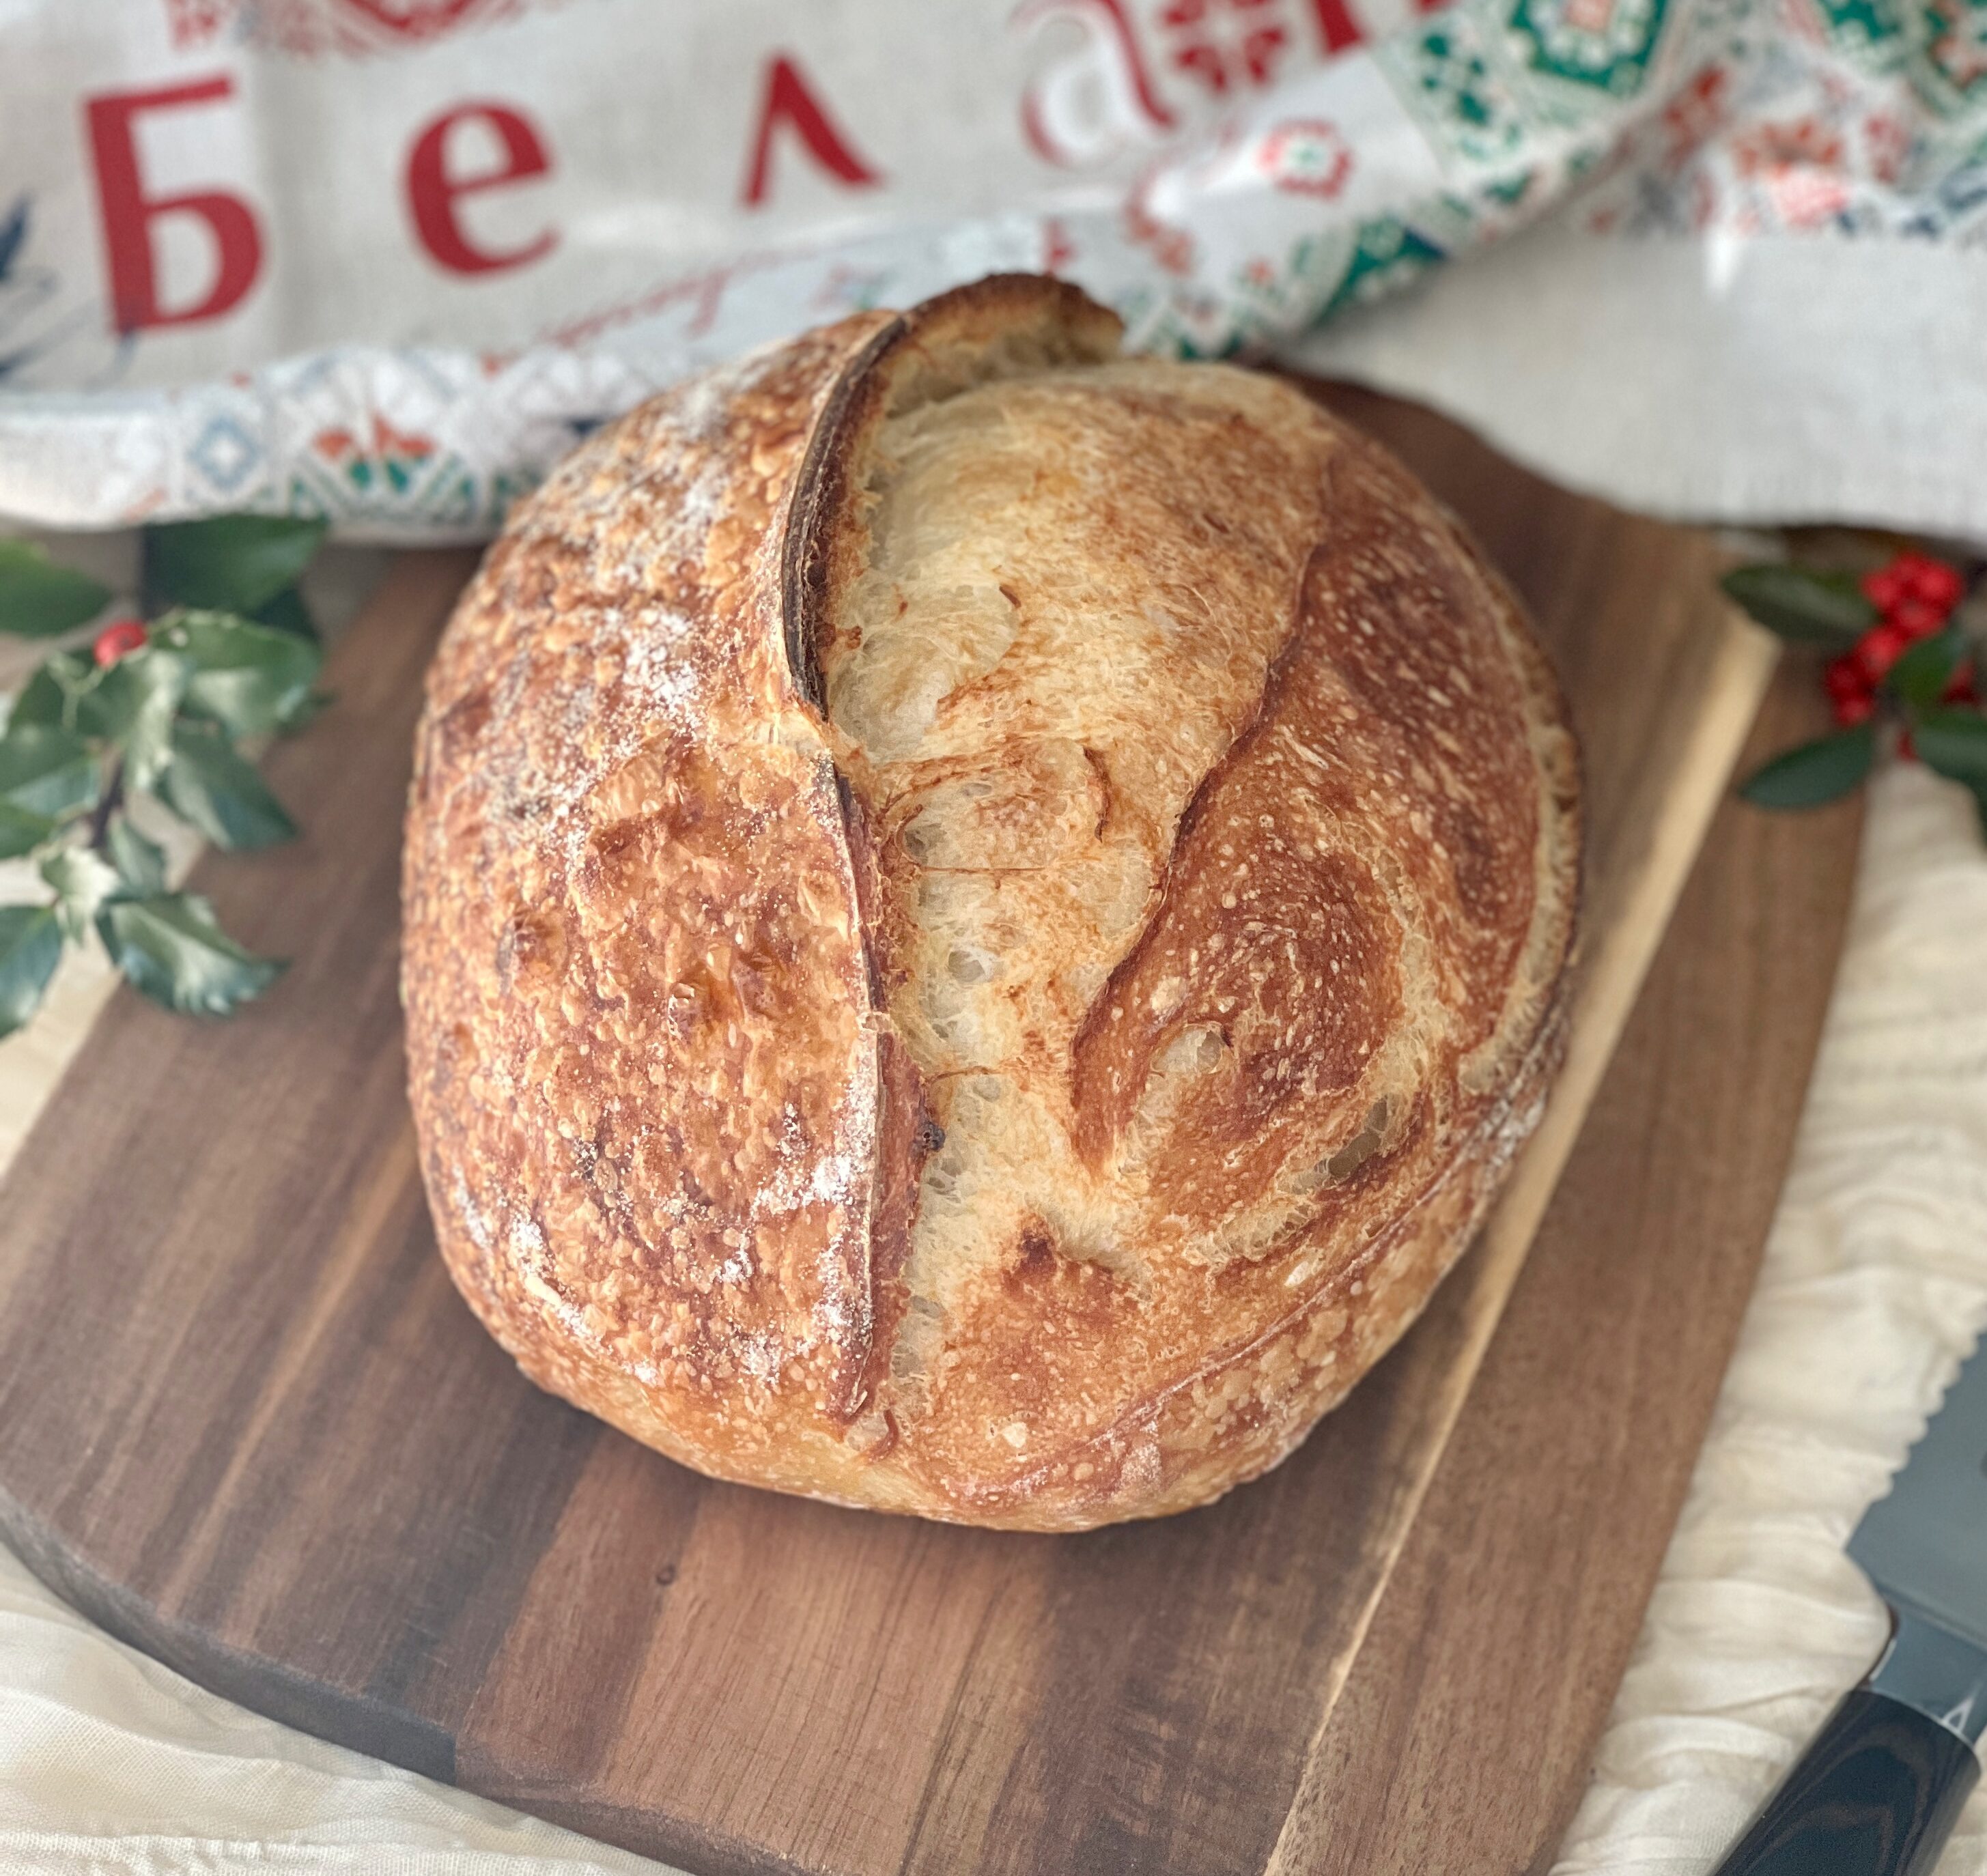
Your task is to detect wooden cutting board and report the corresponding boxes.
[0,385,1861,1876]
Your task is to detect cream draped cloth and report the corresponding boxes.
[2,758,1985,1874]
[1551,761,1987,1875]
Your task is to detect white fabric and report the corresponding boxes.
[6,0,1987,539]
[1297,220,1987,540]
[1551,760,1987,1876]
[1,754,1984,1871]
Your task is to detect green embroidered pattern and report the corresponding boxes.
[1509,0,1672,94]
[1321,218,1449,317]
[1913,0,1987,113]
[1401,17,1529,156]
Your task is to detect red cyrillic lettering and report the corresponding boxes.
[84,76,264,333]
[406,103,556,276]
[741,55,882,207]
[1310,0,1365,52]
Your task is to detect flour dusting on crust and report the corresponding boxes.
[402,278,1581,1530]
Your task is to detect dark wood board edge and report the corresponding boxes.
[1263,657,1865,1875]
[0,1478,455,1780]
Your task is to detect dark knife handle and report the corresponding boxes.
[1710,1687,1979,1876]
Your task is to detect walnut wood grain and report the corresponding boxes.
[0,390,1861,1876]
[1262,650,1863,1876]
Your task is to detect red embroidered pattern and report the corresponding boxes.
[1157,0,1292,95]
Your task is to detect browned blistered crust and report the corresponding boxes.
[404,275,1581,1531]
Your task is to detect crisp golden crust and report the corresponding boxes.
[404,276,1581,1531]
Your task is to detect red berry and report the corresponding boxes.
[1900,554,1963,611]
[1833,691,1875,727]
[91,618,147,667]
[1861,565,1904,610]
[1944,664,1979,706]
[1891,597,1945,640]
[1855,622,1908,682]
[1899,728,1917,761]
[1824,655,1869,700]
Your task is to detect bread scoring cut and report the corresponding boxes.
[404,275,1580,1531]
[819,359,1392,1378]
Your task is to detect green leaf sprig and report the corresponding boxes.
[0,516,328,1038]
[1723,550,1987,836]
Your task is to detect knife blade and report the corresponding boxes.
[1850,1330,1987,1662]
[1713,1328,1987,1876]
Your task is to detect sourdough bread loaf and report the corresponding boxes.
[402,275,1581,1531]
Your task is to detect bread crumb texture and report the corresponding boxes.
[404,278,1580,1530]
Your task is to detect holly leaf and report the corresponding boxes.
[1740,725,1876,809]
[144,516,326,615]
[158,610,321,738]
[0,903,64,1038]
[40,846,123,942]
[247,584,319,642]
[1915,709,1987,787]
[1721,565,1875,648]
[10,647,185,765]
[113,653,188,791]
[96,892,282,1017]
[6,652,88,732]
[0,804,55,860]
[105,819,167,896]
[1886,629,1962,711]
[276,688,333,732]
[70,644,188,783]
[0,540,113,639]
[156,722,295,850]
[0,724,97,820]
